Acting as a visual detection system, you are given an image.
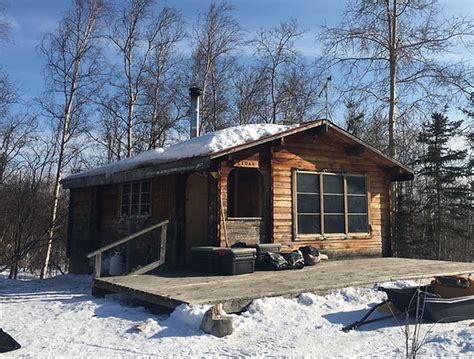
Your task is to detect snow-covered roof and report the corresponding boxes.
[65,124,293,181]
[62,120,414,188]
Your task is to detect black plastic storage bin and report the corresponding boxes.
[216,248,257,275]
[190,247,218,274]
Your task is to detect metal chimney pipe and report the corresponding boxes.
[189,86,202,138]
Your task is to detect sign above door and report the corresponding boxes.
[233,159,259,169]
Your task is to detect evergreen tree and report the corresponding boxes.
[414,112,472,260]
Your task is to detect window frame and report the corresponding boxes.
[292,170,370,240]
[119,180,152,218]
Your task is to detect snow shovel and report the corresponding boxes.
[0,328,21,353]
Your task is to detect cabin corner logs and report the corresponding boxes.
[68,129,392,273]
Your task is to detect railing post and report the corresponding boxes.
[94,252,102,278]
[160,223,167,264]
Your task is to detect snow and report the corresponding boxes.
[65,124,293,181]
[1,273,473,357]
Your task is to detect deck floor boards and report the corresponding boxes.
[93,258,474,312]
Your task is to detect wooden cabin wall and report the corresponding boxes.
[217,149,271,247]
[67,187,95,273]
[98,175,178,269]
[68,175,178,273]
[271,131,391,258]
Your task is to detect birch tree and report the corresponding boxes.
[191,3,242,133]
[320,0,474,158]
[139,7,186,150]
[251,19,310,124]
[39,0,104,278]
[105,0,178,157]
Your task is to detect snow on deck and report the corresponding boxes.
[1,272,473,357]
[65,124,293,181]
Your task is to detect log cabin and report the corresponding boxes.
[62,118,414,274]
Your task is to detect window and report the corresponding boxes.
[347,176,369,233]
[120,181,151,216]
[228,169,262,218]
[296,173,320,234]
[294,171,369,236]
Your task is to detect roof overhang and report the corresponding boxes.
[62,156,210,189]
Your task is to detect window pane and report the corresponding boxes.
[297,173,319,193]
[347,176,366,194]
[131,193,139,205]
[324,214,344,233]
[121,193,130,205]
[141,181,151,192]
[298,214,321,234]
[348,214,368,233]
[131,205,139,215]
[121,205,130,216]
[347,196,367,214]
[122,184,130,194]
[297,194,320,213]
[323,175,343,194]
[132,183,140,194]
[324,194,344,213]
[140,193,150,204]
[140,205,150,215]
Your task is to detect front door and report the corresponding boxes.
[185,173,209,264]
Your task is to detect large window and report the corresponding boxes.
[120,181,151,216]
[295,171,369,236]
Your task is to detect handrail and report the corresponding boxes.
[86,220,169,259]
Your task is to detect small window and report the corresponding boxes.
[228,169,262,218]
[294,172,369,236]
[121,181,151,216]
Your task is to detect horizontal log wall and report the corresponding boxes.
[68,175,178,272]
[271,131,391,258]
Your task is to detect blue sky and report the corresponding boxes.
[0,0,472,103]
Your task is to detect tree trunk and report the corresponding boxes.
[9,262,17,279]
[40,110,70,279]
[387,0,397,159]
[127,100,134,157]
[271,67,277,124]
[41,58,79,278]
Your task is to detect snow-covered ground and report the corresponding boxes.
[1,273,473,357]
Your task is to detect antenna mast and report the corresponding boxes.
[318,75,332,122]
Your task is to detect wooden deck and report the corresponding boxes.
[92,258,474,313]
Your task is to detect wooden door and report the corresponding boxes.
[185,173,209,264]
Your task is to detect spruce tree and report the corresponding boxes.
[414,112,472,260]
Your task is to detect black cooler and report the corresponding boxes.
[190,246,218,274]
[215,248,257,275]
